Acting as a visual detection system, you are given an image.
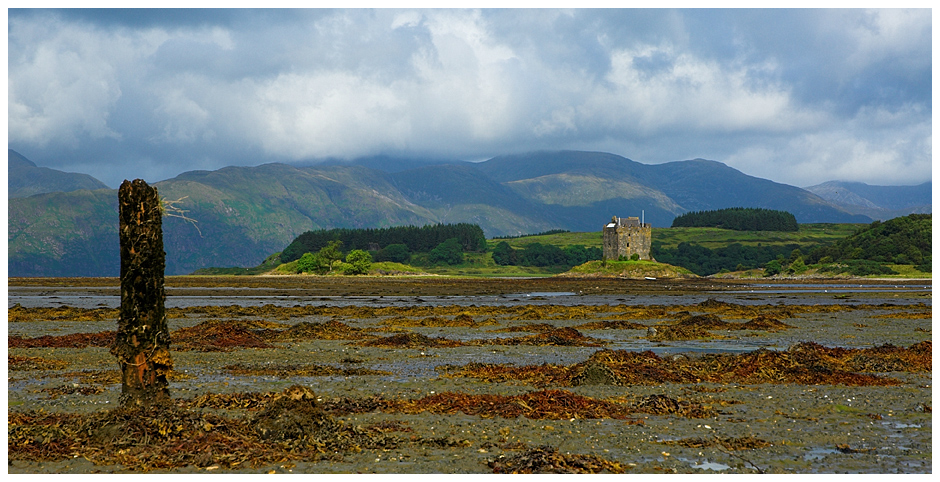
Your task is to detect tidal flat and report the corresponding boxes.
[7,276,932,474]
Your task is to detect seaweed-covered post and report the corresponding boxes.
[112,179,172,407]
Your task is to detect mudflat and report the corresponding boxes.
[7,276,932,473]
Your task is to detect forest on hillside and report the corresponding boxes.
[806,214,931,273]
[671,207,799,232]
[280,223,486,263]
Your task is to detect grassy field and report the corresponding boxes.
[565,260,695,278]
[488,231,603,249]
[651,223,863,250]
[861,264,931,279]
[487,223,865,251]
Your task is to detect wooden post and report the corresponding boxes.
[112,179,172,407]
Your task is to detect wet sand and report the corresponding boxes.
[7,276,932,473]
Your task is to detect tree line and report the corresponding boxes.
[491,229,570,240]
[492,241,603,267]
[652,241,801,276]
[671,207,799,232]
[280,223,486,263]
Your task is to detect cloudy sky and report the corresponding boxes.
[7,8,933,189]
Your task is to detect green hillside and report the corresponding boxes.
[8,188,118,277]
[156,164,441,274]
[650,215,930,277]
[806,214,931,271]
[652,224,860,250]
[7,150,891,277]
[8,149,110,198]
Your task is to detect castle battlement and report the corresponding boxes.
[602,216,653,261]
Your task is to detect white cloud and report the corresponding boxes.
[408,10,522,142]
[590,44,825,135]
[724,103,931,187]
[6,9,932,188]
[7,15,239,148]
[391,11,423,30]
[245,72,410,158]
[840,8,932,73]
[238,9,529,158]
[7,17,134,146]
[152,88,212,144]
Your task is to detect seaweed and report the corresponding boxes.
[7,305,118,323]
[437,362,572,387]
[9,331,116,349]
[662,435,771,450]
[388,389,642,422]
[379,314,497,328]
[574,319,647,330]
[484,327,606,347]
[171,320,273,351]
[8,385,399,472]
[738,315,794,331]
[646,324,714,341]
[675,313,734,329]
[444,342,928,387]
[493,323,556,333]
[8,355,69,371]
[487,445,627,474]
[570,362,622,386]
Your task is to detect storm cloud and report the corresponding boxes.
[7,8,932,188]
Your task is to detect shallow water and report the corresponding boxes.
[9,288,932,310]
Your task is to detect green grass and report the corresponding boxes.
[566,260,695,278]
[863,264,931,279]
[368,262,428,274]
[650,223,864,250]
[832,404,863,413]
[488,231,603,249]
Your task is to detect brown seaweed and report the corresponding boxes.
[487,445,627,474]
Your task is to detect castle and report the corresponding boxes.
[602,216,653,261]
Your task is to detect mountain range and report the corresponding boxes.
[8,149,928,276]
[8,150,110,198]
[804,180,932,221]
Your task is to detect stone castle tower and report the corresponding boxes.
[602,216,653,261]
